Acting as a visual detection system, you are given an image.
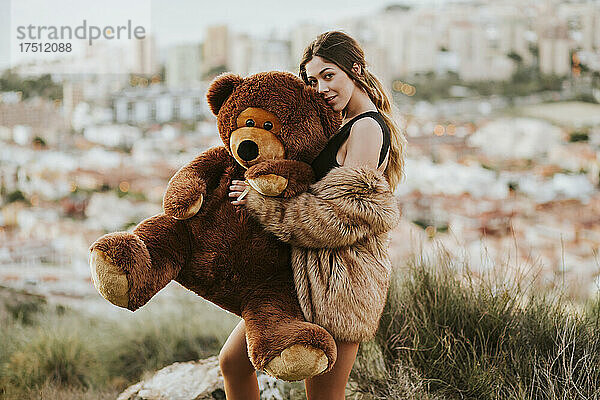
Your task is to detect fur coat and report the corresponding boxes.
[245,166,400,342]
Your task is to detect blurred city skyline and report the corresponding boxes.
[0,0,449,71]
[1,0,600,301]
[7,0,599,73]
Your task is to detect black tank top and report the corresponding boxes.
[311,111,391,181]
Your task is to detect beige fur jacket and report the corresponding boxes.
[245,166,400,342]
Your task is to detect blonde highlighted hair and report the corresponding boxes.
[299,30,407,190]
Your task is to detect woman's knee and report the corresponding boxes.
[305,341,359,399]
[219,348,254,377]
[218,345,239,376]
[219,324,254,377]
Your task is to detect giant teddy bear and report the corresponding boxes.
[89,71,341,381]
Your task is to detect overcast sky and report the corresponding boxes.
[149,0,445,46]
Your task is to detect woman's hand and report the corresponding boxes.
[229,180,249,206]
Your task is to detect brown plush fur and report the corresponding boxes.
[89,71,341,379]
[245,166,401,342]
[236,108,283,133]
[214,72,340,164]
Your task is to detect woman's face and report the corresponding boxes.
[304,56,357,112]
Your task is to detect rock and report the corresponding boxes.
[118,356,288,400]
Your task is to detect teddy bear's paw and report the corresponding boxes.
[246,159,314,198]
[263,344,328,381]
[164,191,204,220]
[247,174,288,196]
[171,194,203,220]
[163,177,206,220]
[90,249,129,308]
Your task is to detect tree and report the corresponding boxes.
[507,51,523,64]
[0,71,62,100]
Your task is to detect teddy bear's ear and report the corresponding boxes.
[206,73,244,116]
[304,86,342,138]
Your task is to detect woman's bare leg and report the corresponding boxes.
[304,340,360,400]
[218,320,259,400]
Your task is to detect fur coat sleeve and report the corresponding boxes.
[244,166,400,249]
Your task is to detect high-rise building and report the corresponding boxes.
[497,17,532,64]
[596,12,600,50]
[538,19,570,76]
[166,43,203,88]
[227,34,291,76]
[127,35,159,75]
[374,9,438,79]
[229,33,253,76]
[559,3,600,52]
[247,37,291,75]
[406,19,438,76]
[594,11,600,51]
[203,25,229,76]
[448,21,490,81]
[290,24,323,72]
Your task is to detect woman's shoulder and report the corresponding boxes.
[341,110,391,170]
[347,111,389,138]
[349,114,383,137]
[346,118,384,157]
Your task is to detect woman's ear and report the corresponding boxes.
[206,73,244,116]
[352,63,362,76]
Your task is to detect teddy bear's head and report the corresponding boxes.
[206,71,341,169]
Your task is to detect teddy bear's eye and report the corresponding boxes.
[245,119,255,127]
[263,121,273,131]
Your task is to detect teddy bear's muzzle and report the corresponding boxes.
[230,127,286,169]
[237,140,259,161]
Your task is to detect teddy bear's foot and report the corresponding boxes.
[245,315,337,381]
[90,248,129,308]
[247,174,288,196]
[263,344,328,381]
[89,232,151,309]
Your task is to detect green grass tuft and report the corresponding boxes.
[351,249,600,400]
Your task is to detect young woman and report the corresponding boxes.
[223,30,406,399]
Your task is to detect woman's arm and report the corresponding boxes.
[340,117,384,170]
[244,165,399,249]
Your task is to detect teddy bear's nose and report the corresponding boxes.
[237,140,259,161]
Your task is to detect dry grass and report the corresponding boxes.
[0,287,238,399]
[1,382,120,400]
[3,247,600,399]
[350,248,600,400]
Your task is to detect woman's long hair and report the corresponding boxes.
[299,31,406,190]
